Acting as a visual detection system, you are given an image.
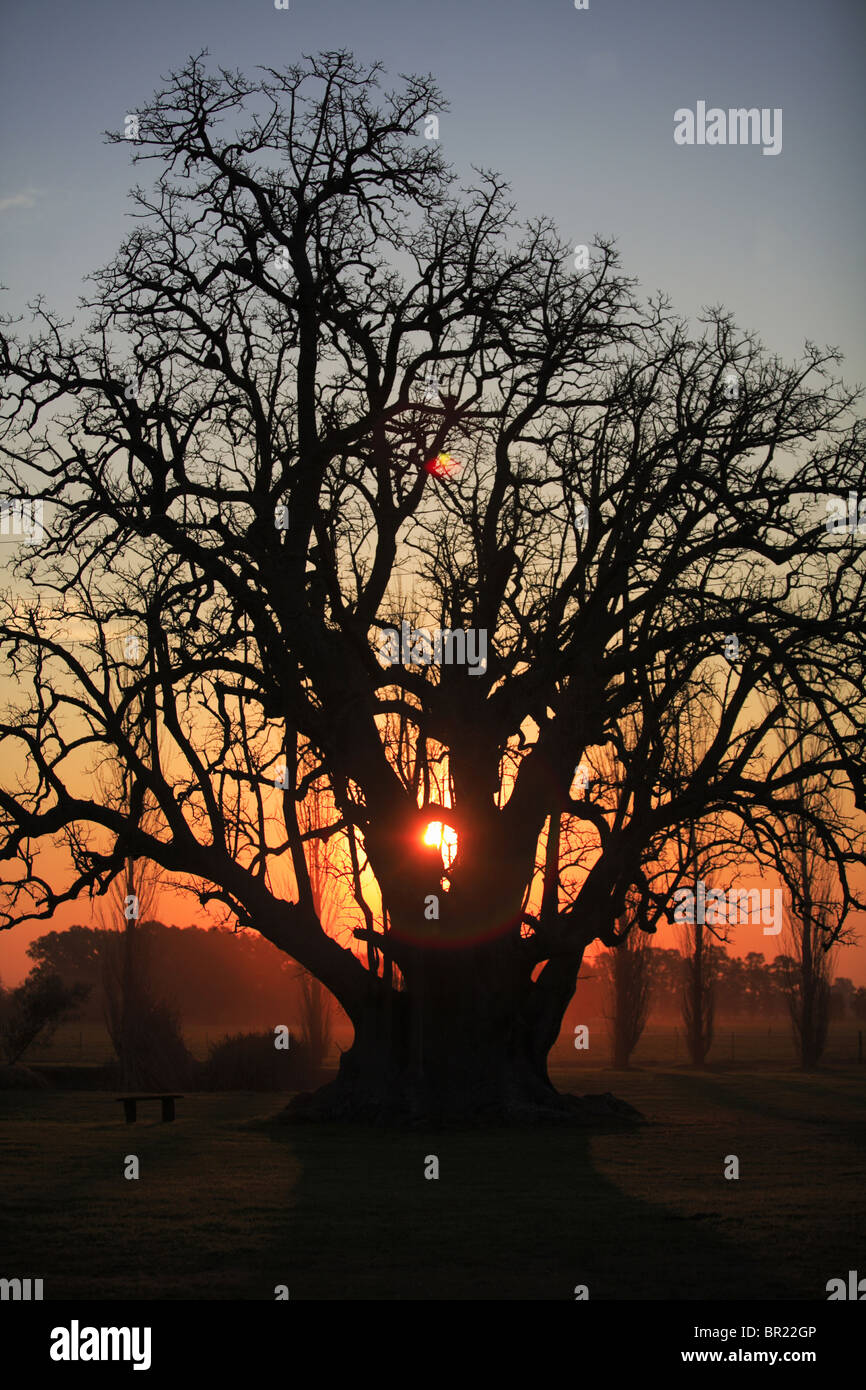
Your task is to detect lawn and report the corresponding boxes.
[1,1065,863,1300]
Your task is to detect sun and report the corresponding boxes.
[424,452,459,478]
[423,820,458,870]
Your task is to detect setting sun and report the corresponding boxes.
[424,452,459,478]
[423,820,458,869]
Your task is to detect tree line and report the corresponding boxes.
[593,937,865,1070]
[19,921,305,1024]
[0,920,340,1087]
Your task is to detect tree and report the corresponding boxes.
[772,699,857,1069]
[1,51,864,1121]
[0,967,89,1066]
[602,912,653,1069]
[831,977,855,1018]
[27,924,105,994]
[680,927,717,1067]
[667,703,735,1067]
[645,948,685,1014]
[95,701,192,1089]
[295,778,339,1078]
[779,856,839,1068]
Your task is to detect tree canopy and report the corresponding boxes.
[1,50,863,1117]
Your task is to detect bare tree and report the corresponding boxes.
[99,855,190,1091]
[602,911,653,1069]
[95,680,188,1090]
[781,873,837,1070]
[663,697,737,1068]
[0,52,863,1120]
[771,699,855,1069]
[0,969,89,1066]
[679,917,717,1068]
[295,777,338,1078]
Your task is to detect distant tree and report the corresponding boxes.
[26,920,303,1026]
[96,723,191,1088]
[780,886,837,1069]
[663,692,750,1061]
[645,948,685,1013]
[852,987,866,1022]
[773,700,856,1069]
[831,977,855,1016]
[742,952,771,1016]
[680,919,717,1067]
[602,912,653,1068]
[99,862,191,1090]
[27,925,104,996]
[0,968,89,1065]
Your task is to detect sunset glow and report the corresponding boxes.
[423,820,458,870]
[424,452,459,478]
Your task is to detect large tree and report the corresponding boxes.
[1,51,864,1120]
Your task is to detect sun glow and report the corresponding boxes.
[423,820,458,870]
[424,452,459,478]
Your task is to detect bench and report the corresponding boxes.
[115,1094,184,1124]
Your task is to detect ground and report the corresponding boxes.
[1,1051,863,1299]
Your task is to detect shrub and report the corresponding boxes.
[0,968,90,1065]
[105,996,194,1092]
[200,1030,315,1091]
[0,1063,51,1089]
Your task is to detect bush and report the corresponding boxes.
[0,1063,50,1089]
[0,968,90,1065]
[105,997,194,1092]
[200,1030,316,1091]
[102,924,195,1090]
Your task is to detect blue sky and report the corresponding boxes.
[1,0,864,386]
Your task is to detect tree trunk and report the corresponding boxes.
[279,942,642,1126]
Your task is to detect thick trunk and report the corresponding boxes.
[280,946,642,1126]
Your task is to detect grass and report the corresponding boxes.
[27,1021,280,1065]
[1,1063,864,1300]
[32,1016,866,1069]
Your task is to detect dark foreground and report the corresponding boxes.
[1,1067,863,1299]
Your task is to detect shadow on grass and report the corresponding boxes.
[659,1069,866,1131]
[258,1115,793,1299]
[2,1089,850,1299]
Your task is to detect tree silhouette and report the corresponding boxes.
[0,968,89,1066]
[773,699,855,1068]
[94,674,190,1089]
[602,910,653,1069]
[0,52,864,1120]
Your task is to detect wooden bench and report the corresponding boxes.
[115,1094,184,1124]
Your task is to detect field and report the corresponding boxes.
[2,1027,864,1300]
[26,1015,866,1070]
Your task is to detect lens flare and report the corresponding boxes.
[424,453,459,478]
[423,820,458,870]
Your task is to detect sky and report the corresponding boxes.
[0,0,864,982]
[2,0,864,379]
